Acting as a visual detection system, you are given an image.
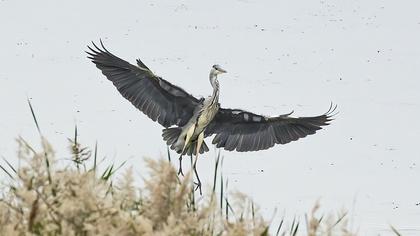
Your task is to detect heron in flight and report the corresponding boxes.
[87,41,335,191]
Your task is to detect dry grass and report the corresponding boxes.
[0,136,270,235]
[0,135,363,236]
[0,101,396,235]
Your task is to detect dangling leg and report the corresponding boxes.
[179,125,195,176]
[178,154,184,176]
[182,125,195,154]
[193,132,204,195]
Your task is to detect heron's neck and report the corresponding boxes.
[209,73,219,104]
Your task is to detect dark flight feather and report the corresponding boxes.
[205,104,336,152]
[86,40,199,128]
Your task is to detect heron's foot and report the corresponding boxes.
[193,165,202,195]
[194,181,202,195]
[178,166,184,176]
[177,155,184,176]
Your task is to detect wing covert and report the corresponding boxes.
[205,104,336,152]
[87,41,199,127]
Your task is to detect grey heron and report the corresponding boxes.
[87,41,336,191]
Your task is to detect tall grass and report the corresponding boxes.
[0,136,362,235]
[0,101,401,235]
[0,136,270,235]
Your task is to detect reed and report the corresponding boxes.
[0,101,401,235]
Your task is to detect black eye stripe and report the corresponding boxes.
[213,65,223,71]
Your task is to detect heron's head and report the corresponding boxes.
[211,64,227,76]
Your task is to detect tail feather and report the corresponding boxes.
[162,127,181,146]
[186,141,209,156]
[162,127,210,155]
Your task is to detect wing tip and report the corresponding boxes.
[323,102,339,122]
[86,39,111,58]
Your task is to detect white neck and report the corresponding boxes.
[209,69,219,104]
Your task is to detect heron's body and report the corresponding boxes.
[86,40,336,187]
[164,67,222,157]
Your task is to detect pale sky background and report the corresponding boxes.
[1,0,420,235]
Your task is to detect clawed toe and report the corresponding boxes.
[194,181,202,194]
[178,155,184,176]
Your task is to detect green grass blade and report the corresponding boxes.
[166,146,171,162]
[74,125,78,145]
[220,170,224,212]
[292,222,299,236]
[225,179,229,221]
[252,201,255,226]
[93,141,98,172]
[101,165,112,179]
[27,98,42,136]
[390,225,401,236]
[275,217,284,236]
[1,155,17,174]
[212,150,221,193]
[290,217,296,235]
[261,226,269,236]
[328,212,347,231]
[100,160,127,181]
[112,160,126,175]
[0,164,14,179]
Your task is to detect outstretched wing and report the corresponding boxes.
[87,41,200,128]
[205,104,336,152]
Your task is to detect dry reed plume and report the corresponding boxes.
[0,134,364,236]
[0,136,271,235]
[0,98,364,236]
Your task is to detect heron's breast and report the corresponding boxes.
[196,105,219,130]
